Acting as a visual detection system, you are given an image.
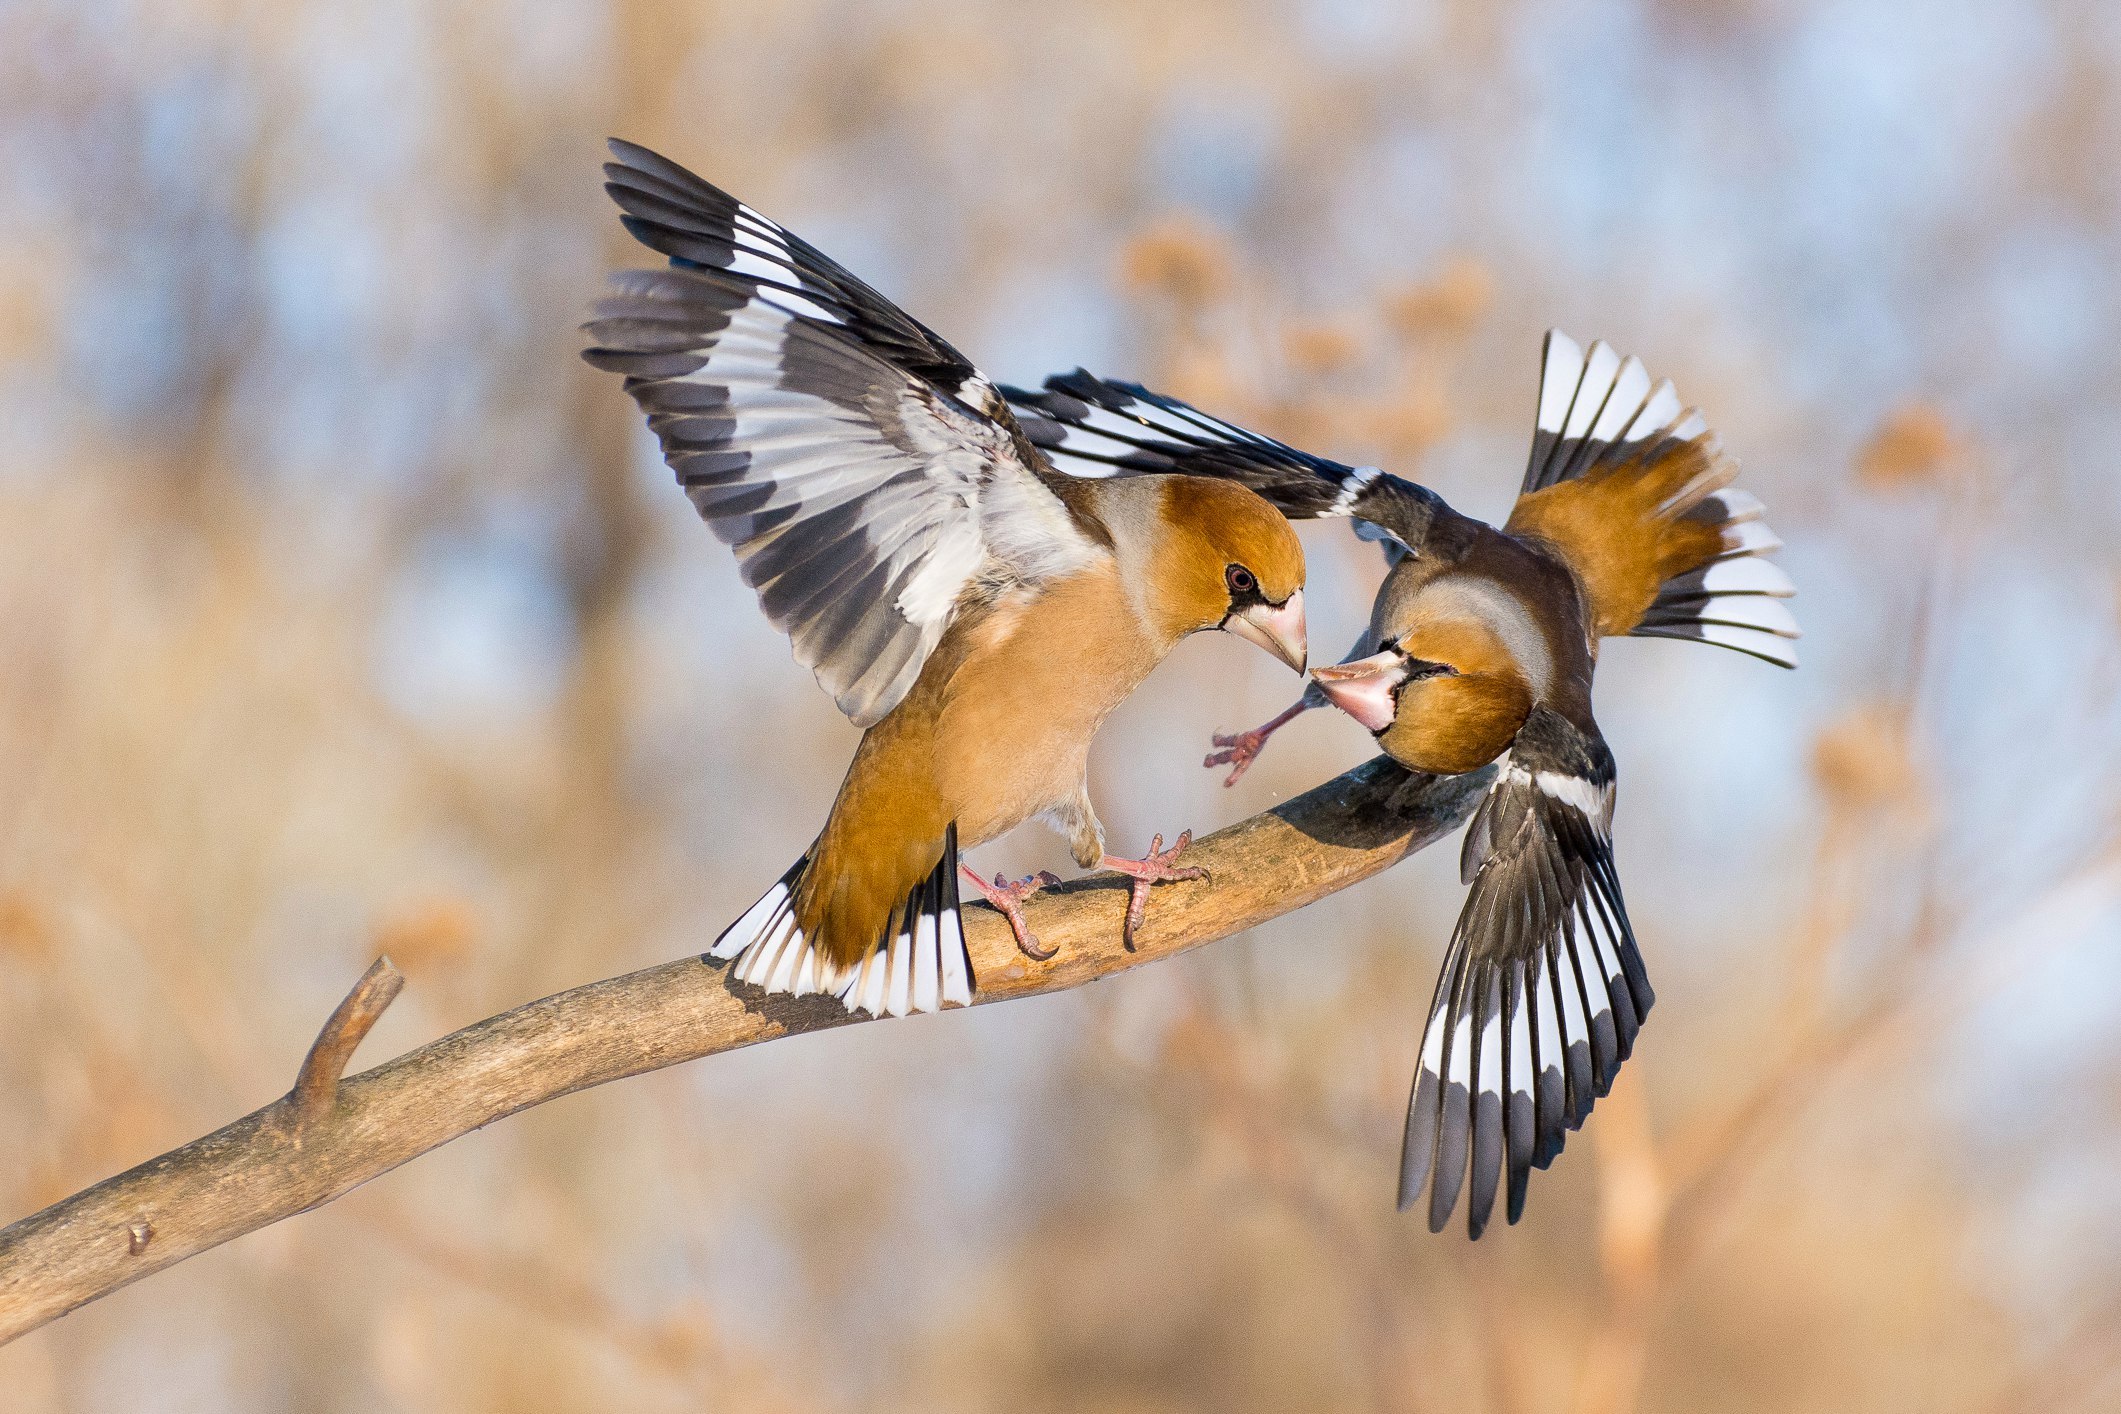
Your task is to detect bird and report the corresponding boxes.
[580,141,1309,1020]
[1005,333,1796,1235]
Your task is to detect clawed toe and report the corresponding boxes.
[1204,729,1266,786]
[1203,702,1308,787]
[963,866,1063,961]
[1098,832,1210,951]
[964,829,1210,959]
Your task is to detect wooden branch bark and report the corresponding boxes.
[0,758,1488,1345]
[288,957,406,1132]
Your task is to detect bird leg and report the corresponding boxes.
[1098,832,1209,951]
[960,866,1064,961]
[1204,699,1313,786]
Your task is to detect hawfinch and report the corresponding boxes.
[581,142,1308,1020]
[1006,334,1795,1235]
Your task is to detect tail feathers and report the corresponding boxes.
[712,853,819,991]
[710,825,973,1016]
[836,830,973,1016]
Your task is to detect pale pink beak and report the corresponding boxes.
[1224,590,1308,674]
[1310,650,1407,734]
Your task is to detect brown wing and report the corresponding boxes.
[1502,332,1797,664]
[1505,434,1730,638]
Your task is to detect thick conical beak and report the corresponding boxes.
[1310,650,1406,734]
[1225,590,1307,674]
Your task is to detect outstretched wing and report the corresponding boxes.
[1510,331,1799,666]
[1399,706,1655,1238]
[1520,330,1696,496]
[585,141,1097,727]
[1003,370,1447,553]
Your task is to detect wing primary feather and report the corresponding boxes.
[1582,891,1638,1059]
[1571,903,1621,1099]
[590,144,1111,730]
[1553,911,1596,1127]
[1503,961,1536,1224]
[1466,966,1507,1238]
[1003,371,1456,549]
[1530,945,1568,1168]
[1400,938,1465,1213]
[1428,952,1477,1234]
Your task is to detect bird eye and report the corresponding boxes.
[1226,564,1257,595]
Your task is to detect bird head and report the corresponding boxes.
[1153,478,1308,673]
[1310,613,1533,775]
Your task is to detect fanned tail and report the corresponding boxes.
[709,825,973,1017]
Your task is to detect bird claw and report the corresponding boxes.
[963,867,1063,960]
[1204,728,1270,786]
[1098,832,1210,951]
[1203,702,1308,787]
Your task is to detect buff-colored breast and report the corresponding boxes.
[794,560,1157,966]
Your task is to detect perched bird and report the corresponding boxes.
[1006,334,1796,1235]
[581,141,1308,1019]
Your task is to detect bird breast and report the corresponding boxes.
[931,561,1159,848]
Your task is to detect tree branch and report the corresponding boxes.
[287,956,406,1134]
[0,758,1488,1345]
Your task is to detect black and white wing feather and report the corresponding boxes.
[1524,330,1799,668]
[1633,489,1800,667]
[1003,371,1447,554]
[584,141,1096,727]
[1521,329,1698,495]
[601,139,981,397]
[1399,707,1655,1238]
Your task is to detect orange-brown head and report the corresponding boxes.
[1145,476,1308,671]
[1311,579,1539,776]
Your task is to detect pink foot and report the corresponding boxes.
[1204,701,1310,786]
[961,865,1064,961]
[1098,832,1210,951]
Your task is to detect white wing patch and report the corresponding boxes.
[591,142,1105,727]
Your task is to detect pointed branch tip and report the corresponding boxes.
[290,957,405,1130]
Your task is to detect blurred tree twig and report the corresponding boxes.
[0,758,1488,1345]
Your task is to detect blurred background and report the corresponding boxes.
[4,0,2120,1409]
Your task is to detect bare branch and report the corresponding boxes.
[287,957,405,1133]
[0,758,1488,1345]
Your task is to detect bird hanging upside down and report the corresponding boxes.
[1006,333,1796,1236]
[583,142,1308,1019]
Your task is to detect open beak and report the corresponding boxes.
[1224,590,1307,674]
[1309,650,1407,734]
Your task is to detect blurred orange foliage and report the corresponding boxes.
[1,1,2118,1412]
[1857,404,1962,491]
